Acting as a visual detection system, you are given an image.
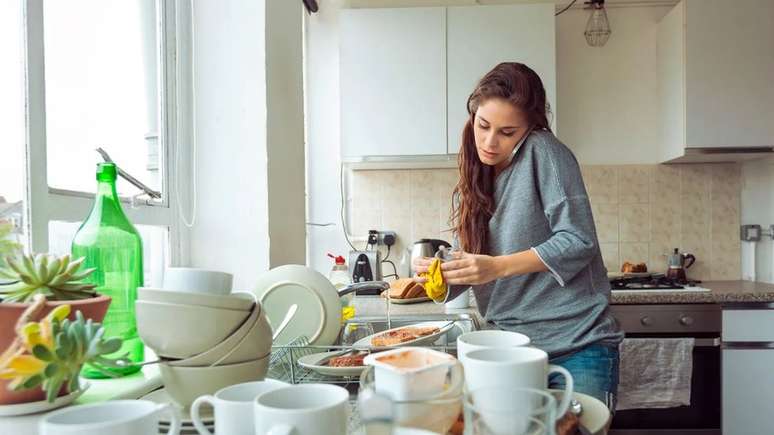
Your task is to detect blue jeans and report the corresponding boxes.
[548,343,619,412]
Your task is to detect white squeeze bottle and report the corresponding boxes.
[327,253,354,321]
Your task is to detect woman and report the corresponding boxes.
[414,62,623,409]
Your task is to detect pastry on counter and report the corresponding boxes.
[621,261,647,273]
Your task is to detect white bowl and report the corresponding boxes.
[171,304,272,367]
[160,357,270,408]
[138,287,254,311]
[163,268,233,295]
[136,300,250,358]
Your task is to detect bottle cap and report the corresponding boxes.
[327,253,346,265]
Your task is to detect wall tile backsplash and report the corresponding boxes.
[350,163,741,281]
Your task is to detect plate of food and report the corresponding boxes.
[353,321,457,349]
[297,350,369,377]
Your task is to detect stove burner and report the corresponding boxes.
[609,274,701,290]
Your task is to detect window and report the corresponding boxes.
[0,0,27,253]
[17,0,193,275]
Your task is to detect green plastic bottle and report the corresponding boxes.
[71,163,144,378]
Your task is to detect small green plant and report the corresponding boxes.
[0,254,97,303]
[0,298,126,402]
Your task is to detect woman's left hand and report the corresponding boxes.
[441,252,504,285]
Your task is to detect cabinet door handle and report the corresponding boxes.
[640,316,653,326]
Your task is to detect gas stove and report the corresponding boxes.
[609,274,710,292]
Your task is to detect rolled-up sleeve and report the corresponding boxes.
[533,196,598,286]
[531,142,599,287]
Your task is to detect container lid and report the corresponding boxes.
[327,253,346,265]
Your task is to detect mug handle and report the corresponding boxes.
[547,364,574,420]
[190,395,216,435]
[156,402,182,435]
[267,423,295,435]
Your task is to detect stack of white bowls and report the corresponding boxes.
[136,268,272,408]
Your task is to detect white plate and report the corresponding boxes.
[549,389,610,435]
[353,321,456,350]
[386,296,431,305]
[297,351,367,377]
[141,388,213,424]
[252,265,341,346]
[0,384,88,417]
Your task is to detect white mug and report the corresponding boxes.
[462,347,574,419]
[254,384,349,435]
[456,330,531,363]
[445,289,471,309]
[39,400,180,435]
[163,267,233,295]
[191,379,287,435]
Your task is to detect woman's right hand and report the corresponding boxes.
[412,256,434,284]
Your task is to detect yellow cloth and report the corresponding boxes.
[421,258,447,302]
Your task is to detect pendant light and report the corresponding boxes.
[584,0,611,47]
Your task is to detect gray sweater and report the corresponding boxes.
[449,130,623,357]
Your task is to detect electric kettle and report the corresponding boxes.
[408,239,451,277]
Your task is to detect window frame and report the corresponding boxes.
[22,0,192,265]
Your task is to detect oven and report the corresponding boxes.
[609,303,721,435]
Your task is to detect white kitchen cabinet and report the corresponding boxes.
[340,7,447,158]
[446,4,556,154]
[722,308,774,435]
[658,0,774,163]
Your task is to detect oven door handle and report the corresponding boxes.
[694,337,720,347]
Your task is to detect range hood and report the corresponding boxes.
[664,147,774,164]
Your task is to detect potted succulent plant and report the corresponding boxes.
[0,253,112,405]
[0,295,125,404]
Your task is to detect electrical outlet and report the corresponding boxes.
[377,230,397,246]
[367,230,379,246]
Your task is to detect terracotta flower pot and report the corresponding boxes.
[0,295,111,405]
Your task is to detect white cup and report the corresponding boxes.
[191,379,287,435]
[39,400,180,435]
[444,289,470,309]
[163,267,233,295]
[462,347,574,420]
[254,384,349,435]
[456,330,531,363]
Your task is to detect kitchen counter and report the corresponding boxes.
[610,280,774,305]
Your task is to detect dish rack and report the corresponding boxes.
[267,314,478,386]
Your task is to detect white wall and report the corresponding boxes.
[266,0,306,267]
[741,158,774,283]
[305,0,352,275]
[556,6,671,164]
[190,0,306,290]
[190,0,270,290]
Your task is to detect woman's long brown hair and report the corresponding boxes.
[451,63,552,254]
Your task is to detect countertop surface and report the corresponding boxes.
[364,280,774,308]
[610,280,774,305]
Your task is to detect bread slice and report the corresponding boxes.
[388,278,416,299]
[404,282,426,299]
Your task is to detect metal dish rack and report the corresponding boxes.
[267,314,478,386]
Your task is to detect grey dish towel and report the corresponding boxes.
[616,338,694,410]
